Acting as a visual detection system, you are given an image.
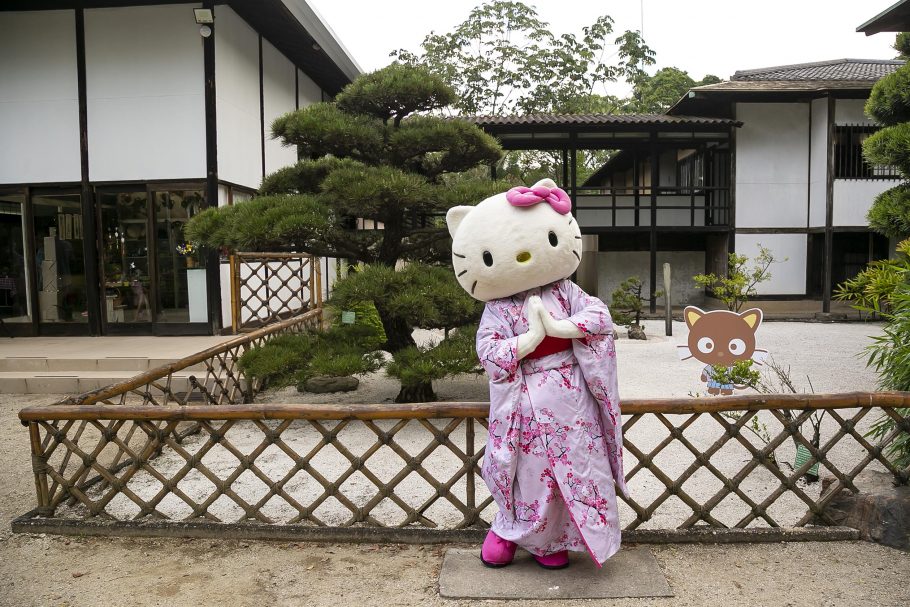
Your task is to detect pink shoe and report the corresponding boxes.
[480,530,517,568]
[534,550,569,570]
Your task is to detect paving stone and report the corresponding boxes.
[438,546,673,599]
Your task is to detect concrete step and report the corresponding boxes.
[0,370,236,395]
[0,357,208,373]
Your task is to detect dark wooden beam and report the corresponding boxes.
[823,95,835,313]
[75,8,101,335]
[204,0,221,333]
[649,134,658,314]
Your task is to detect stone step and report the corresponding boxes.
[0,357,208,373]
[0,370,236,395]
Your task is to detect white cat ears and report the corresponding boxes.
[445,178,563,239]
[446,206,472,239]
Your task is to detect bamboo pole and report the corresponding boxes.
[49,309,322,408]
[28,422,51,515]
[230,254,240,335]
[19,392,910,423]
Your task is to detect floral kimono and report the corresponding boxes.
[476,278,626,567]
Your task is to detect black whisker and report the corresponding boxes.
[457,270,467,277]
[471,280,478,295]
[572,250,580,260]
[453,253,466,258]
[568,217,575,225]
[574,236,582,239]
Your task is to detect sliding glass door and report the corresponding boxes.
[98,190,153,330]
[0,192,30,326]
[31,190,89,330]
[153,189,207,325]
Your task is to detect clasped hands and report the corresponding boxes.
[516,295,584,359]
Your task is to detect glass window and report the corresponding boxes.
[0,193,30,323]
[99,192,151,324]
[31,193,87,323]
[154,190,207,323]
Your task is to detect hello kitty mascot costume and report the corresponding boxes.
[446,178,626,570]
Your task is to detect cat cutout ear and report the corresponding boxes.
[684,306,705,329]
[446,206,473,239]
[739,308,763,331]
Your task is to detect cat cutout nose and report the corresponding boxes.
[516,251,531,263]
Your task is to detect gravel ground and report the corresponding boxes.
[65,320,880,528]
[4,321,908,606]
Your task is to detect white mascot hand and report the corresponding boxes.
[540,308,584,339]
[517,296,547,359]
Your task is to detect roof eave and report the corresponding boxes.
[857,0,910,35]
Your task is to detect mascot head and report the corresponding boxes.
[446,178,582,302]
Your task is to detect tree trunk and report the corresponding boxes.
[395,381,436,403]
[378,309,416,352]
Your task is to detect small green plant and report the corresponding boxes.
[836,239,910,470]
[610,276,662,327]
[834,239,910,315]
[693,246,779,312]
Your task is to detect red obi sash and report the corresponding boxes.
[525,335,574,360]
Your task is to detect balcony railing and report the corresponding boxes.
[574,185,731,229]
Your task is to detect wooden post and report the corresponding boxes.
[28,422,51,515]
[465,417,475,525]
[649,135,658,313]
[663,262,672,337]
[230,254,240,334]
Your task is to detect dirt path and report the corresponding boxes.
[3,396,910,607]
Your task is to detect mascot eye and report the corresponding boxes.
[548,231,558,247]
[697,337,714,354]
[482,251,493,267]
[728,338,746,355]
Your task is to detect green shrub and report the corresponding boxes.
[385,326,480,389]
[867,184,910,239]
[863,123,910,179]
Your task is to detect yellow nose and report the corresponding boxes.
[516,251,531,263]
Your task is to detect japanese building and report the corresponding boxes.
[0,1,359,336]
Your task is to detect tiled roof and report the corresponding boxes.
[690,80,885,93]
[465,114,740,127]
[731,59,902,81]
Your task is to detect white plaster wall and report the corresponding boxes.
[262,39,298,174]
[735,103,809,228]
[809,98,828,228]
[596,251,706,308]
[216,7,263,190]
[297,69,323,106]
[84,5,205,182]
[0,10,81,184]
[735,233,807,295]
[835,98,873,125]
[833,179,901,226]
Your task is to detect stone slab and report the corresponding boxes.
[438,546,673,600]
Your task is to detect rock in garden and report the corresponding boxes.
[627,324,647,340]
[817,470,910,551]
[299,376,359,393]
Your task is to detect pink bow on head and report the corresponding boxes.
[505,185,571,215]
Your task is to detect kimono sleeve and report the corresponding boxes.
[562,280,614,337]
[476,303,521,383]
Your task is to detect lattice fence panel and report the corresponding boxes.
[230,253,318,333]
[21,396,910,532]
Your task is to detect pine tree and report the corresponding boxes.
[186,63,508,402]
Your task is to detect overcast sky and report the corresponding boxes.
[308,0,901,97]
